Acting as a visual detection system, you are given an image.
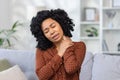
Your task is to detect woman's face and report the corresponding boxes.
[41,18,64,43]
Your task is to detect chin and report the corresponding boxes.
[53,38,62,43]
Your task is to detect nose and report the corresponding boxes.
[50,29,55,35]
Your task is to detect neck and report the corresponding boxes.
[54,41,61,50]
[53,36,64,50]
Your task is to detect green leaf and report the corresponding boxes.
[11,36,18,40]
[6,39,11,47]
[94,32,98,36]
[0,38,4,46]
[86,30,92,32]
[12,21,19,30]
[91,27,97,31]
[11,21,23,30]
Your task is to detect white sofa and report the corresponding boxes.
[80,52,120,80]
[0,49,38,80]
[0,49,120,80]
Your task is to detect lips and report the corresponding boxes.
[52,33,59,40]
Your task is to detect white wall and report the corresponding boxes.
[0,0,11,29]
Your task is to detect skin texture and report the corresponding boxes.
[41,18,74,57]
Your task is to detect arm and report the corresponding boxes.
[63,42,86,74]
[35,48,63,80]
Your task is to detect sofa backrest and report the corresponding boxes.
[92,53,120,80]
[80,52,120,80]
[0,49,38,80]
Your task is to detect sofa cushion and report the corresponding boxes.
[92,53,120,80]
[0,49,38,80]
[0,65,27,80]
[0,49,35,71]
[80,52,93,80]
[0,59,11,71]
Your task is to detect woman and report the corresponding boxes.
[30,9,86,80]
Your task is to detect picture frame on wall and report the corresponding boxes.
[84,8,96,21]
[112,0,120,7]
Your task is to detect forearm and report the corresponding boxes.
[63,42,86,74]
[63,52,80,74]
[36,54,63,80]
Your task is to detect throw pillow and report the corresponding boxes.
[0,65,27,80]
[0,59,11,71]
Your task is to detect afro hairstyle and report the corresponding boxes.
[30,8,75,50]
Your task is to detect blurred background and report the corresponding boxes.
[0,0,120,54]
[0,0,80,51]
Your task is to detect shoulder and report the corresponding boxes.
[36,48,44,56]
[73,41,86,55]
[73,41,86,49]
[36,48,43,53]
[36,48,53,56]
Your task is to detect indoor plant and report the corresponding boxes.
[0,21,23,48]
[85,27,98,37]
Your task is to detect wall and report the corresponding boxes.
[0,0,11,29]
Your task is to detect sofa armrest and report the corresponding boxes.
[80,52,93,80]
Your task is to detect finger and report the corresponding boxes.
[70,42,74,46]
[68,43,74,47]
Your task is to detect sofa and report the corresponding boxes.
[0,49,38,80]
[80,52,120,80]
[0,49,120,80]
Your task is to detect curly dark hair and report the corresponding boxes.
[30,8,75,50]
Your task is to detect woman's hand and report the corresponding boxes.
[57,36,74,57]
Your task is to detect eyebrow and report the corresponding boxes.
[43,22,55,31]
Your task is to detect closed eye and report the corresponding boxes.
[51,25,56,28]
[51,23,56,28]
[44,29,49,34]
